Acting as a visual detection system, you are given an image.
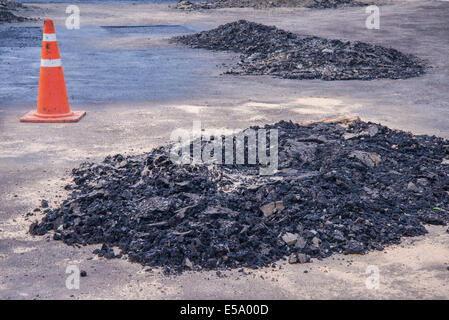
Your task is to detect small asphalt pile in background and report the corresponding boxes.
[171,20,425,81]
[30,119,449,274]
[0,0,26,23]
[173,0,364,10]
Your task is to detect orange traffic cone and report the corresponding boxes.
[20,19,86,123]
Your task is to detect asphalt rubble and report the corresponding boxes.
[171,20,426,81]
[173,0,365,10]
[30,119,449,274]
[0,0,26,23]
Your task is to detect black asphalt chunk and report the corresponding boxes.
[171,20,426,81]
[29,120,449,274]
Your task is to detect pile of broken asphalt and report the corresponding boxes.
[29,119,449,274]
[0,0,26,23]
[173,0,364,10]
[171,20,426,81]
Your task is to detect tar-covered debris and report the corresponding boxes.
[30,119,449,274]
[172,20,426,81]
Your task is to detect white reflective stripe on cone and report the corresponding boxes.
[43,33,57,42]
[41,59,62,67]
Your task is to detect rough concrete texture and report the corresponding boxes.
[0,0,448,299]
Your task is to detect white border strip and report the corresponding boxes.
[43,33,57,42]
[41,59,62,67]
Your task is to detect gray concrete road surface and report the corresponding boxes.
[0,0,448,299]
